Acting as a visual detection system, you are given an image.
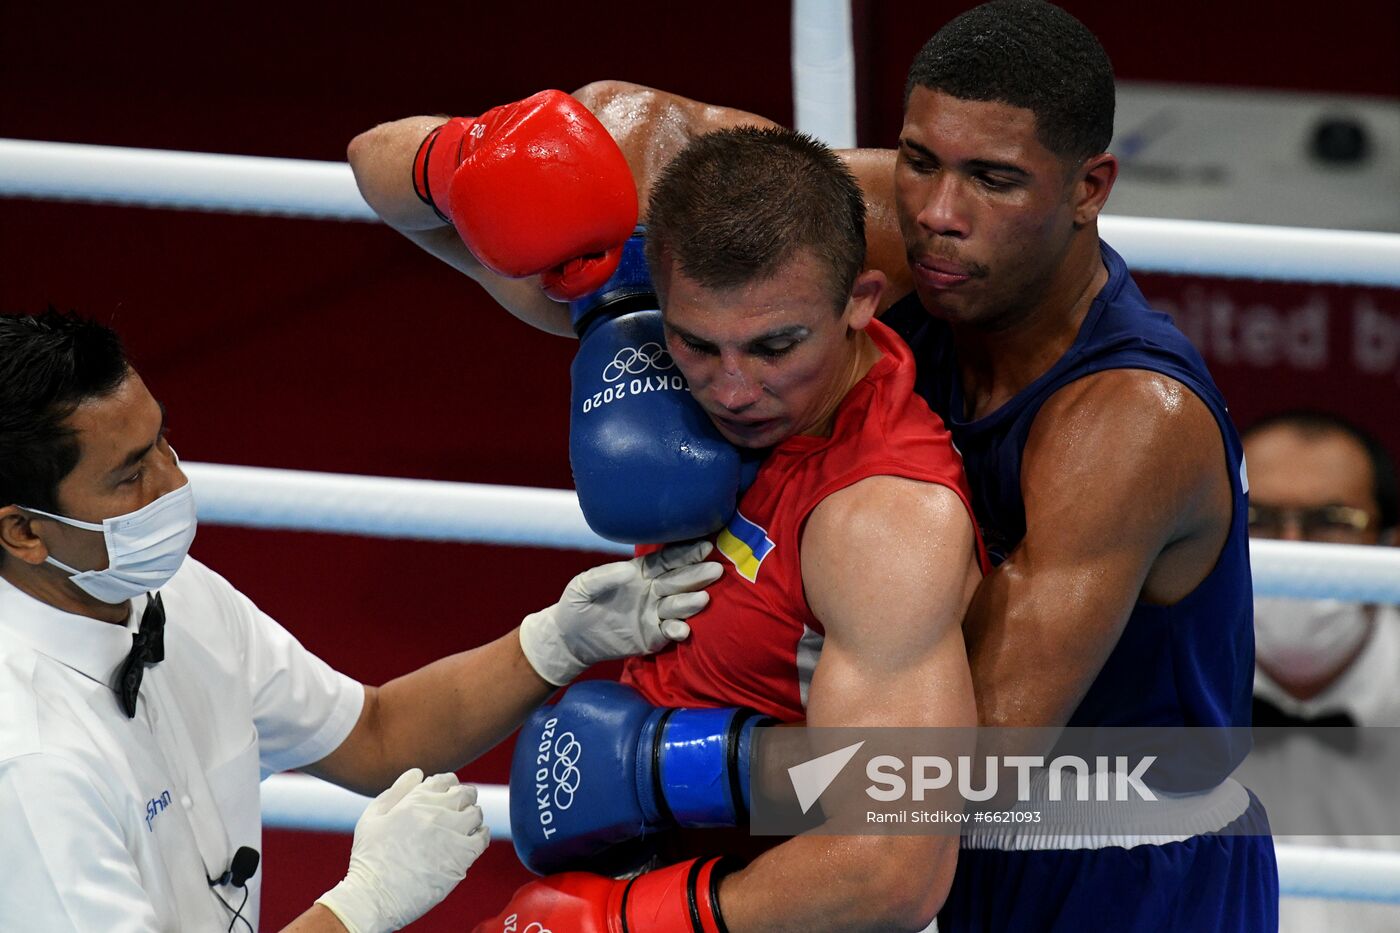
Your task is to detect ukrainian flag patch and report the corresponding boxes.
[716,510,776,583]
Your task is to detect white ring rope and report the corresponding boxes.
[259,774,1400,903]
[183,462,631,555]
[1250,539,1400,604]
[183,461,1400,601]
[3,137,1400,287]
[0,138,376,221]
[1273,844,1400,904]
[1101,215,1400,287]
[262,773,511,842]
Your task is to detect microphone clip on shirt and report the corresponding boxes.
[208,846,260,933]
[208,846,261,889]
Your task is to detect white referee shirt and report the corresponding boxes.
[0,556,364,932]
[1254,603,1400,933]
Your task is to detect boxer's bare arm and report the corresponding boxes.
[345,84,779,337]
[347,116,575,336]
[717,476,981,932]
[840,148,912,308]
[963,369,1233,730]
[348,82,911,334]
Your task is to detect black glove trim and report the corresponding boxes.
[412,125,453,224]
[650,708,679,826]
[725,710,773,824]
[686,856,708,932]
[708,856,742,933]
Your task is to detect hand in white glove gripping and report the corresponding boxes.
[315,768,489,933]
[519,539,724,686]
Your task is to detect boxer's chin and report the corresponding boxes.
[710,414,786,449]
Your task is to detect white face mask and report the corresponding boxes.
[24,480,198,605]
[1254,597,1374,686]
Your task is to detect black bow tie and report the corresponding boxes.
[117,592,165,718]
[1253,696,1358,753]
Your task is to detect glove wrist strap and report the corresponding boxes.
[567,229,653,336]
[618,857,738,933]
[411,116,476,224]
[655,709,766,827]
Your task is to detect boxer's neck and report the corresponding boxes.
[953,247,1107,421]
[801,330,882,439]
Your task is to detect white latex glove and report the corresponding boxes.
[315,768,489,933]
[519,539,725,685]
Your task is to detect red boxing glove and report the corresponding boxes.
[411,90,639,301]
[470,871,613,933]
[471,858,733,933]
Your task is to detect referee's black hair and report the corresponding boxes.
[1243,409,1400,533]
[0,308,130,514]
[905,0,1115,165]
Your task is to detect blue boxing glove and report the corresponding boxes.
[510,680,767,877]
[569,231,759,544]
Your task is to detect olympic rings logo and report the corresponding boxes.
[602,342,674,383]
[502,915,552,933]
[550,732,582,810]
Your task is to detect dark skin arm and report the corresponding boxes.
[345,114,570,333]
[963,369,1233,729]
[346,81,911,335]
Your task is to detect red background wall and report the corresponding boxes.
[2,2,1397,929]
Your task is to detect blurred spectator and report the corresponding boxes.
[1244,410,1399,931]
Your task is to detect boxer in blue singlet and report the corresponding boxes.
[884,239,1274,930]
[875,3,1277,929]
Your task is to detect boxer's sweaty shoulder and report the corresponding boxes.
[572,81,780,215]
[1026,367,1232,606]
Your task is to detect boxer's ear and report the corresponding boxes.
[1071,152,1117,228]
[844,269,886,331]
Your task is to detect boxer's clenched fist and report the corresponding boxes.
[412,89,638,300]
